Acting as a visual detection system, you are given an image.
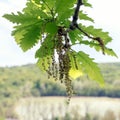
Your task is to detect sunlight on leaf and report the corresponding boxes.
[69,68,83,79]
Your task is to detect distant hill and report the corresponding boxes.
[1,62,120,81]
[99,62,120,81]
[0,62,120,97]
[0,62,120,118]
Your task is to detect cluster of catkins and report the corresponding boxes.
[41,26,75,100]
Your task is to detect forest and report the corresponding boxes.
[0,62,120,118]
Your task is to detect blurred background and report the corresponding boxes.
[0,0,120,120]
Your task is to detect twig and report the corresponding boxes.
[67,0,105,54]
[70,0,83,30]
[76,24,105,54]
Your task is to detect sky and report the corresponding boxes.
[0,0,120,67]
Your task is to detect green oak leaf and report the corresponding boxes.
[73,51,104,85]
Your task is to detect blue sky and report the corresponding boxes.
[0,0,120,66]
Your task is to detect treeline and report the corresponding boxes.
[0,63,120,118]
[0,63,120,97]
[0,63,120,98]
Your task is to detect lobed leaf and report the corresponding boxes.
[55,0,75,13]
[73,51,104,85]
[80,40,117,57]
[69,30,83,44]
[79,24,112,44]
[57,9,74,23]
[55,0,75,22]
[41,0,56,10]
[79,10,94,23]
[23,0,48,18]
[12,22,42,51]
[45,22,58,34]
[104,48,118,57]
[83,0,92,8]
[23,27,41,51]
[3,12,38,24]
